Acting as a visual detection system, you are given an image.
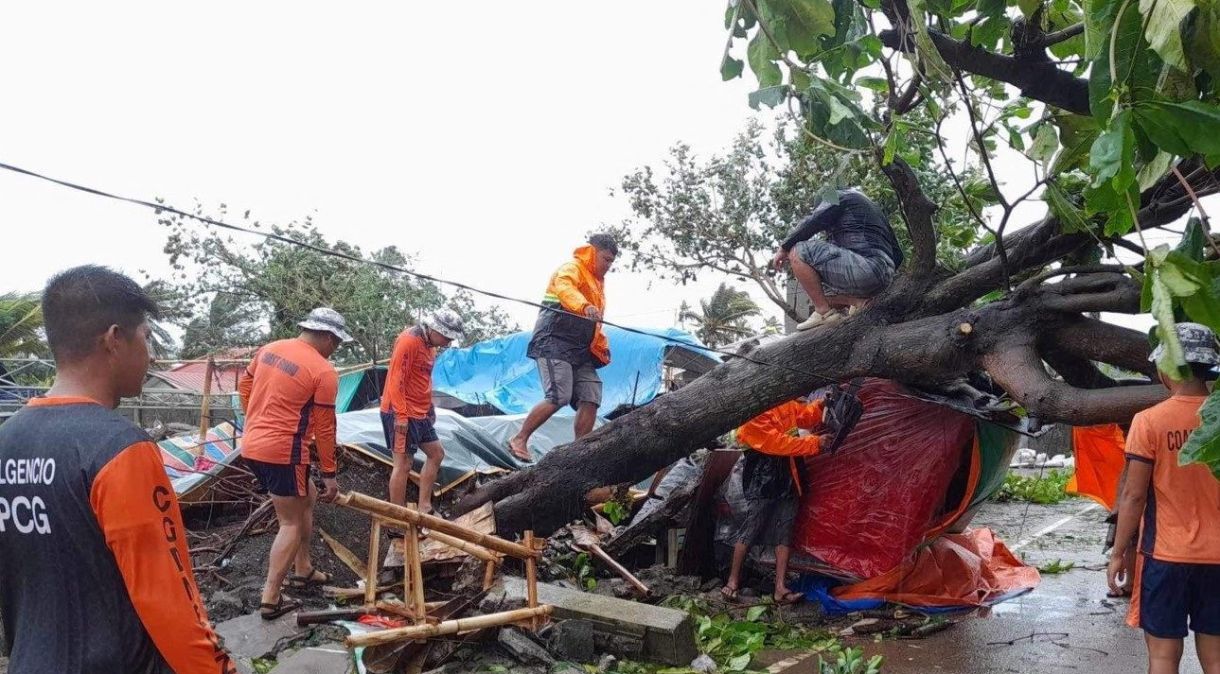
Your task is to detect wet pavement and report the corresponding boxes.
[854,500,1204,674]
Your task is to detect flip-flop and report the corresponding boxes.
[284,569,332,589]
[259,596,302,620]
[774,590,804,605]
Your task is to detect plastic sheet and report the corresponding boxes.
[792,379,977,579]
[431,326,718,416]
[827,528,1040,610]
[1066,424,1126,510]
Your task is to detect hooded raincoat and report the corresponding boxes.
[526,245,610,367]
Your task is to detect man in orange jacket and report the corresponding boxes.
[508,234,617,462]
[723,396,829,605]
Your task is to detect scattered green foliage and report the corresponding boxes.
[602,500,629,526]
[818,647,884,674]
[996,470,1074,504]
[1037,559,1076,574]
[251,659,275,674]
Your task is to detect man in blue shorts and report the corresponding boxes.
[771,189,903,330]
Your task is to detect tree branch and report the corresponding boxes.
[983,346,1166,424]
[1040,23,1084,47]
[878,155,939,275]
[1043,315,1157,377]
[879,28,1090,115]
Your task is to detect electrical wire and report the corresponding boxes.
[0,160,862,386]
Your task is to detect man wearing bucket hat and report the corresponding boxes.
[239,307,352,619]
[381,310,464,531]
[1108,322,1220,673]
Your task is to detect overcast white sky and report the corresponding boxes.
[0,1,1200,338]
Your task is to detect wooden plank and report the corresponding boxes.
[405,514,427,618]
[318,527,367,579]
[346,606,553,648]
[524,530,538,630]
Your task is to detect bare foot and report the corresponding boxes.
[508,436,532,462]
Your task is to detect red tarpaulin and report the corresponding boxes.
[792,380,977,579]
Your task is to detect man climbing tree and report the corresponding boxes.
[460,0,1220,536]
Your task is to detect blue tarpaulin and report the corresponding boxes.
[431,326,718,416]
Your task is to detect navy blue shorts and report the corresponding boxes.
[1139,556,1220,638]
[380,409,438,456]
[247,458,311,498]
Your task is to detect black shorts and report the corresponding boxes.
[380,409,438,456]
[247,458,312,497]
[1139,556,1220,638]
[733,497,798,548]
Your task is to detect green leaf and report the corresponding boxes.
[748,85,790,109]
[746,605,769,621]
[1138,0,1196,70]
[1132,100,1220,157]
[721,55,745,81]
[747,32,783,88]
[727,653,753,672]
[1137,150,1175,190]
[1089,110,1136,190]
[1030,123,1060,162]
[883,125,902,165]
[1176,217,1208,261]
[855,76,889,92]
[1178,391,1220,479]
[1150,267,1187,374]
[790,65,812,91]
[1019,0,1043,15]
[978,0,1007,18]
[783,0,836,37]
[1181,275,1220,330]
[1046,181,1092,232]
[1183,0,1220,79]
[1052,114,1101,174]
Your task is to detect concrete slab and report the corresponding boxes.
[215,612,310,660]
[502,577,697,665]
[269,647,354,673]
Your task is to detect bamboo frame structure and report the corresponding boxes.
[332,490,548,649]
[345,606,553,648]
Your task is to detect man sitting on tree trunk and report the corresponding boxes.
[771,189,904,331]
[508,233,617,462]
[722,394,830,605]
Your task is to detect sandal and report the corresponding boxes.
[259,595,302,620]
[284,569,332,589]
[774,590,804,605]
[507,440,533,463]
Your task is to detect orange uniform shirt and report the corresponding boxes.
[381,326,436,421]
[0,396,234,673]
[238,338,338,476]
[737,399,825,497]
[1125,395,1220,564]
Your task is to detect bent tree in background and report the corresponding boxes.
[460,0,1220,533]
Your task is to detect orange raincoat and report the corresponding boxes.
[526,245,610,367]
[737,399,825,498]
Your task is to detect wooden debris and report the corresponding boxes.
[571,524,649,597]
[366,520,382,606]
[345,606,554,648]
[319,527,367,579]
[525,530,539,630]
[376,516,498,564]
[296,607,374,626]
[323,582,402,599]
[335,491,535,559]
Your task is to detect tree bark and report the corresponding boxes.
[460,273,1160,535]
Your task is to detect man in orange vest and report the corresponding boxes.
[723,396,829,605]
[508,234,617,462]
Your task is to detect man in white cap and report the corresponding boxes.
[238,307,352,619]
[380,310,464,566]
[1108,322,1220,674]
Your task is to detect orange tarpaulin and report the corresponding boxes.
[1067,424,1126,510]
[832,528,1040,608]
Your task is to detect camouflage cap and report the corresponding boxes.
[1150,322,1219,366]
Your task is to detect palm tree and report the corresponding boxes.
[0,292,47,358]
[680,283,761,347]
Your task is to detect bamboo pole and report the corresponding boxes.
[345,606,553,648]
[318,527,367,579]
[482,559,498,591]
[375,599,446,619]
[524,530,538,630]
[194,356,215,457]
[335,491,535,559]
[374,517,498,563]
[405,517,427,618]
[365,520,382,606]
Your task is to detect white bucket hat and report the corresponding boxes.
[422,309,465,345]
[1150,322,1219,365]
[298,307,354,343]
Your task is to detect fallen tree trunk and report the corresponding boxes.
[459,268,1165,535]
